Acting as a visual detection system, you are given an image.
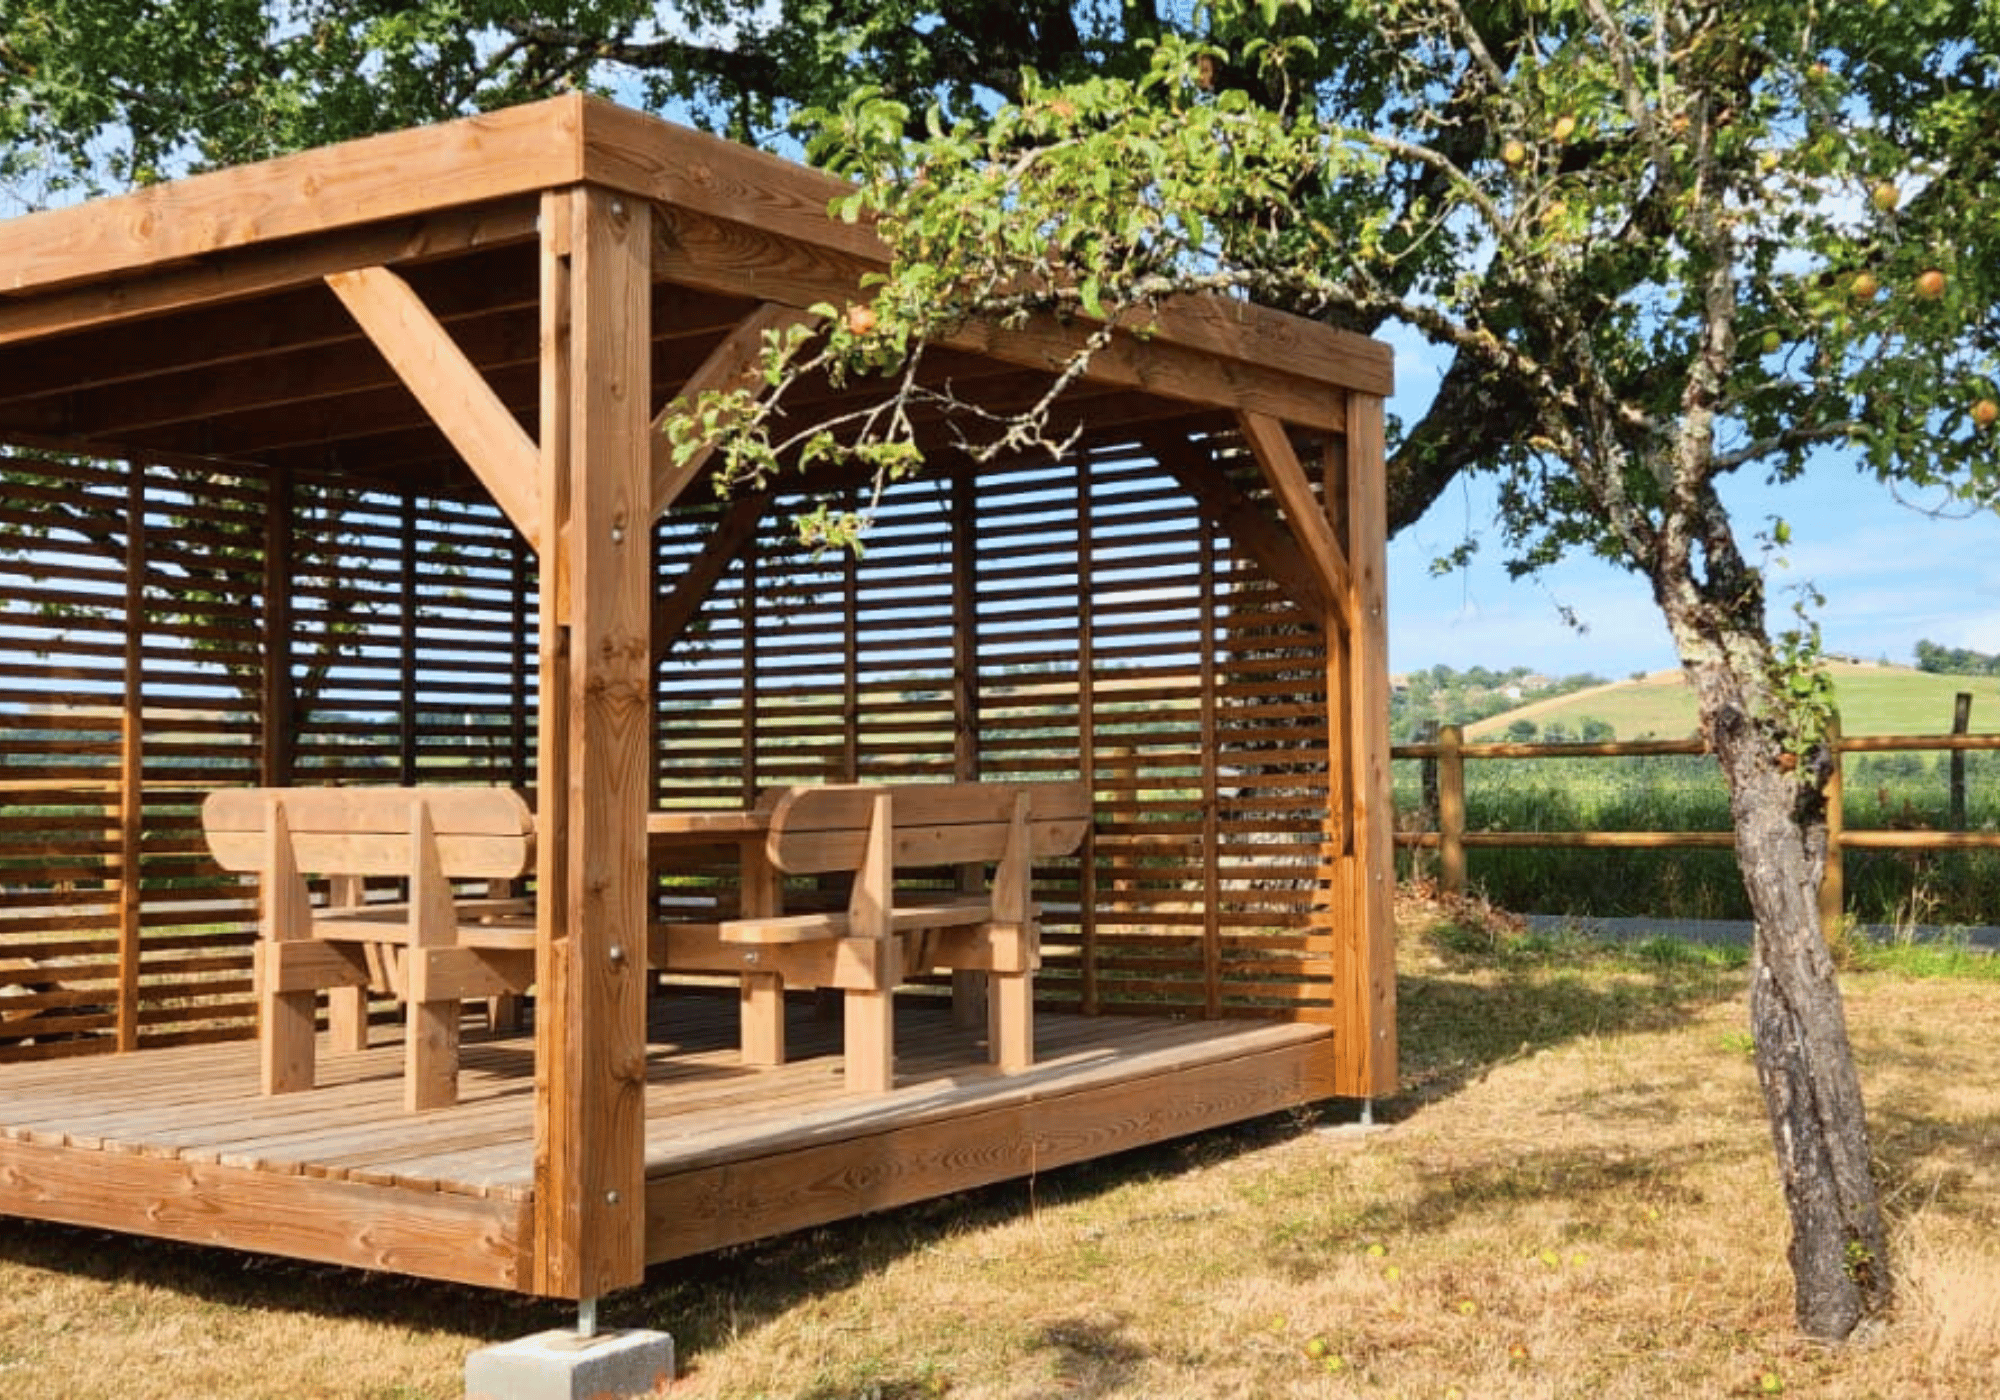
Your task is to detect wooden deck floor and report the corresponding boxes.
[0,996,1336,1293]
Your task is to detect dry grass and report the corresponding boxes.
[2,903,1998,1399]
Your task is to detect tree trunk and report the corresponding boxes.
[1671,615,1893,1339]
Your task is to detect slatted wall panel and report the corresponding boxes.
[291,487,410,782]
[0,457,536,1063]
[853,480,957,784]
[291,484,533,786]
[654,497,755,809]
[1071,446,1210,1015]
[652,432,1338,1022]
[131,465,267,1048]
[405,494,535,785]
[0,457,134,1058]
[750,507,854,790]
[0,458,265,1058]
[1211,435,1338,1022]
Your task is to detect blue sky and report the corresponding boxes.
[1380,329,2000,680]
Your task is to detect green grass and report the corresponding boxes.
[1463,662,2000,741]
[1836,929,2000,980]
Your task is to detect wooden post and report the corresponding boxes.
[531,184,652,1301]
[1333,402,1397,1100]
[987,790,1034,1070]
[1949,692,1972,831]
[257,465,298,1079]
[260,466,296,787]
[1437,723,1467,896]
[1818,714,1845,945]
[398,492,419,784]
[739,547,760,807]
[326,873,371,1050]
[510,535,533,789]
[841,498,861,783]
[1197,516,1222,1018]
[1417,719,1440,834]
[1075,458,1099,1017]
[950,458,988,1028]
[116,463,146,1052]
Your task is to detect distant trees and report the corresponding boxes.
[1490,716,1618,746]
[1913,640,2000,678]
[1391,666,1605,741]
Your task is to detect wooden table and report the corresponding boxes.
[646,806,777,929]
[647,807,789,1064]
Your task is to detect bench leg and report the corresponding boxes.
[950,969,987,1030]
[740,971,786,1066]
[405,1000,460,1112]
[261,988,318,1095]
[990,971,1034,1072]
[843,989,895,1094]
[328,985,370,1053]
[487,992,524,1034]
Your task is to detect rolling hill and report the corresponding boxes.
[1462,662,2000,740]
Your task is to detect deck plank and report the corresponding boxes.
[0,1000,1337,1292]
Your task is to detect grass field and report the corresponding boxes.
[1,904,1996,1398]
[1464,662,2000,740]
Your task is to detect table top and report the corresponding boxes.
[647,809,769,840]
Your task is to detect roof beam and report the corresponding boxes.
[0,101,578,298]
[325,266,543,550]
[0,201,541,349]
[651,302,816,521]
[651,208,1363,433]
[584,99,1391,400]
[0,244,540,409]
[1236,410,1351,610]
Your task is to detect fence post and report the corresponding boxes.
[1949,691,1972,831]
[1818,714,1844,944]
[1438,722,1467,896]
[1418,720,1441,829]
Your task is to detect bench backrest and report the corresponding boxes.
[759,780,1090,876]
[202,787,534,880]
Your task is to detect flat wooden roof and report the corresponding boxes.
[0,94,1391,491]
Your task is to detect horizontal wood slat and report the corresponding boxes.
[654,433,1341,1024]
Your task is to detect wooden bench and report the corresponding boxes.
[201,786,535,1111]
[652,780,1090,1093]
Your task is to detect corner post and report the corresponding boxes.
[533,183,653,1299]
[1333,397,1397,1099]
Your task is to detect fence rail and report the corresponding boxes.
[1393,718,2000,936]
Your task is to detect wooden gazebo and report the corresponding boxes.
[0,96,1395,1305]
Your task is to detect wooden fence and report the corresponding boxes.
[1394,719,2000,937]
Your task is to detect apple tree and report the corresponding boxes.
[679,0,2000,1340]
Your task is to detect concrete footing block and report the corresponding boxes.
[465,1328,675,1400]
